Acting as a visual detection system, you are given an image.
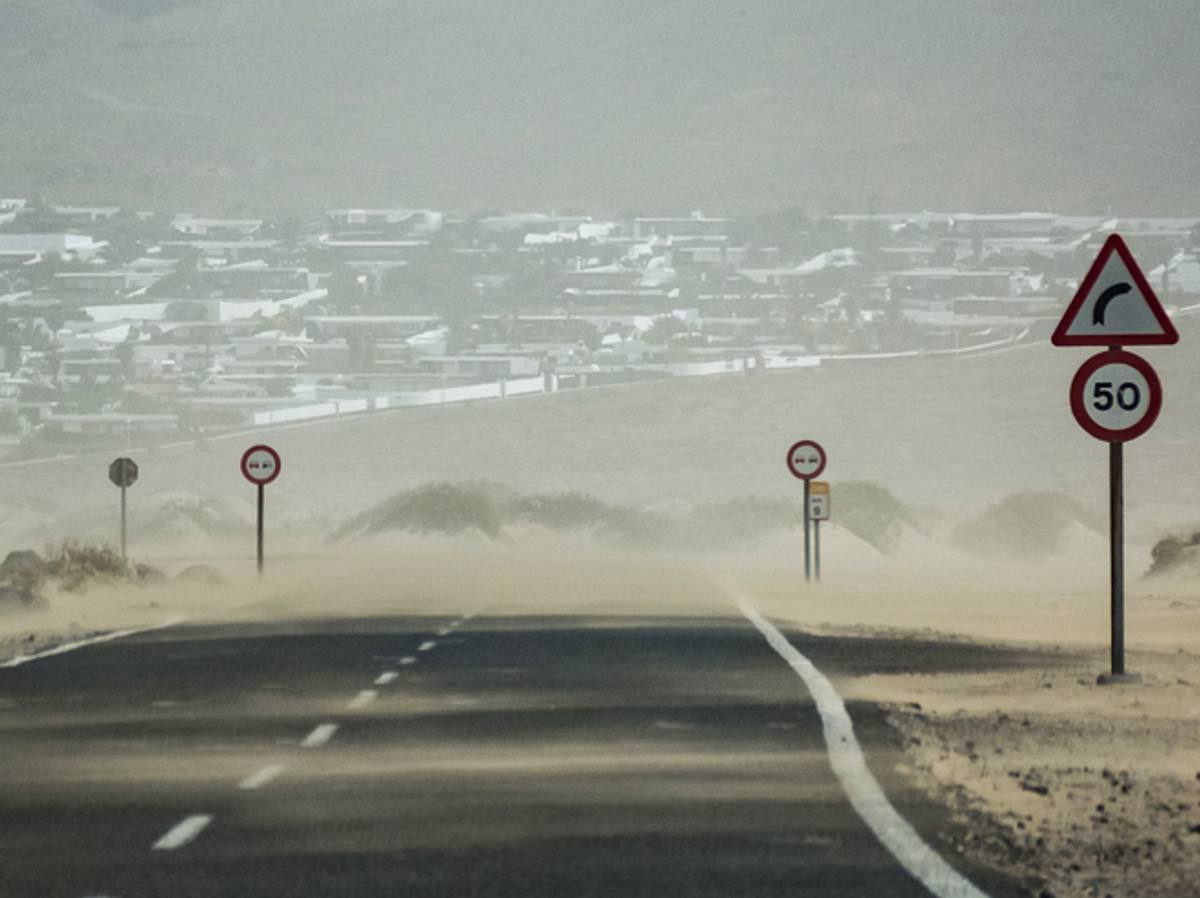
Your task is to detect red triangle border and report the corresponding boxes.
[1051,232,1180,346]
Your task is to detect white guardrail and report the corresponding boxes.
[249,331,1028,428]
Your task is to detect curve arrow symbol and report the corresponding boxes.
[1093,282,1132,326]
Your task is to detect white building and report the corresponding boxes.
[1150,253,1200,295]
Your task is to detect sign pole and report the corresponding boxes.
[786,440,827,589]
[241,444,281,577]
[257,483,265,576]
[109,457,138,564]
[1051,234,1177,684]
[803,479,811,582]
[814,518,821,583]
[120,485,127,563]
[1109,438,1124,675]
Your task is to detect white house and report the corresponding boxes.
[1149,253,1200,295]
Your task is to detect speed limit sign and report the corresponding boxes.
[1053,235,1175,681]
[1069,349,1162,443]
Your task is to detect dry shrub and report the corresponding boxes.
[43,541,130,592]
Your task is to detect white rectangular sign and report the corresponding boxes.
[809,482,830,521]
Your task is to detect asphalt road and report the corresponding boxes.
[0,613,1032,898]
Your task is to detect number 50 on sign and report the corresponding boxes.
[1069,349,1162,443]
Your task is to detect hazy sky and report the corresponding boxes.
[2,0,1199,213]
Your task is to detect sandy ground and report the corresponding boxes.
[3,531,1199,897]
[735,530,1200,898]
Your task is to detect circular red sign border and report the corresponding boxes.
[785,439,828,480]
[1068,349,1163,443]
[241,444,282,485]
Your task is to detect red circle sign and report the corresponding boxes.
[1069,350,1162,443]
[241,444,282,485]
[786,439,827,480]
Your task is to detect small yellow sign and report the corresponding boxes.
[809,481,831,521]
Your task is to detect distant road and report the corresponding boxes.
[0,609,1027,897]
[0,331,1037,473]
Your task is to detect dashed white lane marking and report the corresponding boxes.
[436,627,452,637]
[301,723,339,748]
[399,656,418,666]
[738,598,992,898]
[418,640,437,652]
[1,618,185,669]
[374,672,398,685]
[348,689,378,710]
[239,764,286,791]
[151,814,213,851]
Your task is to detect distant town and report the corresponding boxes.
[1,199,1197,455]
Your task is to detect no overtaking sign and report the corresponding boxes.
[241,445,281,485]
[241,444,281,575]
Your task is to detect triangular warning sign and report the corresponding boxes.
[1052,233,1179,346]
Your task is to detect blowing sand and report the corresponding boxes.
[2,529,1198,897]
[735,535,1200,898]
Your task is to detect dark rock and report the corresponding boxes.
[0,549,49,610]
[0,549,46,603]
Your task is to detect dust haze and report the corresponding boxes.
[3,5,1200,897]
[4,1,1200,213]
[4,328,1199,642]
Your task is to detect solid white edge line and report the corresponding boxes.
[348,689,378,710]
[151,814,213,851]
[238,764,286,791]
[737,597,992,898]
[1,617,185,669]
[301,723,339,748]
[374,671,398,685]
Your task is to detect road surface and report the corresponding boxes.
[0,612,1029,897]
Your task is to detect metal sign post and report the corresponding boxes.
[241,445,282,576]
[813,515,821,582]
[786,440,827,584]
[108,457,139,563]
[809,481,831,583]
[257,483,265,575]
[1066,348,1162,678]
[1053,234,1176,682]
[803,480,811,581]
[1109,438,1123,674]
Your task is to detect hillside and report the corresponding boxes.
[1,0,1199,215]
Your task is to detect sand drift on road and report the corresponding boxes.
[1,524,1198,898]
